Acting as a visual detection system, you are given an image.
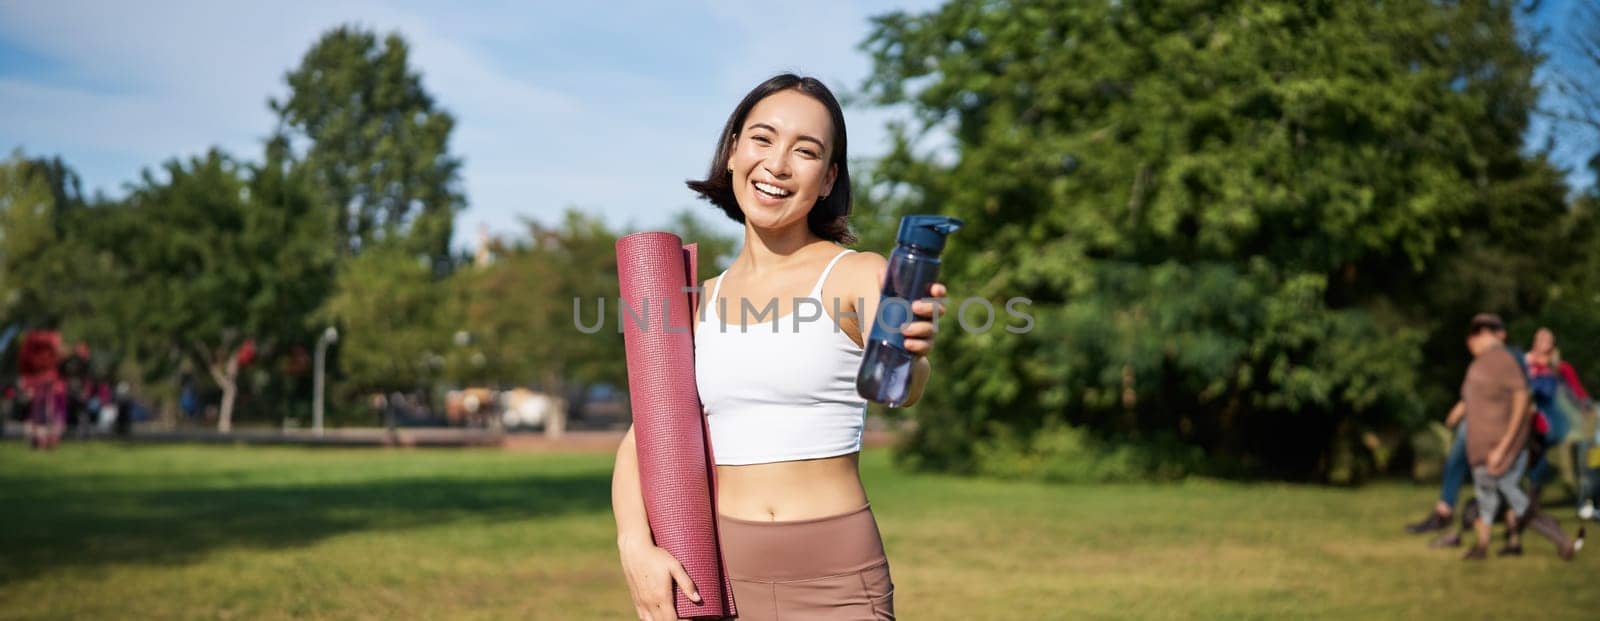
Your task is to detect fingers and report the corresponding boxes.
[901,312,941,357]
[910,296,947,318]
[903,339,933,356]
[668,561,701,604]
[901,282,949,358]
[624,558,694,621]
[901,322,935,355]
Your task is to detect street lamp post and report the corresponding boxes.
[313,326,339,436]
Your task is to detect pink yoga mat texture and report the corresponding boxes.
[615,232,736,619]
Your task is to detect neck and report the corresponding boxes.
[734,219,828,274]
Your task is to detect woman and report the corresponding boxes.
[1525,329,1590,501]
[612,74,945,620]
[1526,328,1590,408]
[26,378,66,450]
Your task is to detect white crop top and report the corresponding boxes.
[695,249,867,466]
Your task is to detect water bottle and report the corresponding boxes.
[856,215,963,407]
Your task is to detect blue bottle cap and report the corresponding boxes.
[895,215,964,254]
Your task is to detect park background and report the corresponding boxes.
[5,0,1600,618]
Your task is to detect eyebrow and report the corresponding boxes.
[745,122,826,150]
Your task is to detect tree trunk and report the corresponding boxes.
[543,371,566,439]
[210,355,240,434]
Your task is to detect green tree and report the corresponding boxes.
[0,153,56,323]
[1,153,151,413]
[0,152,104,330]
[104,149,336,432]
[442,211,623,411]
[860,0,1571,480]
[436,209,735,427]
[271,25,464,266]
[319,241,447,394]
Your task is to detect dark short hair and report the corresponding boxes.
[1468,313,1505,335]
[686,73,855,244]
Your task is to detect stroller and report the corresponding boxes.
[1542,381,1600,520]
[1575,397,1600,521]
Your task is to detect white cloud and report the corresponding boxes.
[0,0,942,248]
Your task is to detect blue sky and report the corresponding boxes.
[1524,0,1600,191]
[0,0,940,246]
[2,0,1595,251]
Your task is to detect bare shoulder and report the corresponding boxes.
[694,274,722,316]
[823,250,886,342]
[838,250,886,283]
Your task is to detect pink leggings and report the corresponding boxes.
[717,503,894,620]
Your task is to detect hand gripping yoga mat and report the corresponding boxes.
[616,232,736,619]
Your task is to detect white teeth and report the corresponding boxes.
[754,181,792,197]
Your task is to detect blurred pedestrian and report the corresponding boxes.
[113,381,134,436]
[1524,328,1590,501]
[59,342,91,437]
[1405,316,1525,534]
[1458,314,1533,560]
[26,378,66,450]
[179,373,200,422]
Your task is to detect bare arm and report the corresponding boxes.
[1444,401,1466,429]
[614,425,702,619]
[1486,389,1531,475]
[1496,389,1530,452]
[612,426,652,548]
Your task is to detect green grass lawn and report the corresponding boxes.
[2,443,1596,620]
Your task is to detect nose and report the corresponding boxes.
[762,151,792,179]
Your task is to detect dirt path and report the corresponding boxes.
[503,429,901,453]
[2,426,901,453]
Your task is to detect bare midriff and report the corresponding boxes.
[715,452,867,522]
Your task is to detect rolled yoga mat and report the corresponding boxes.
[616,232,736,619]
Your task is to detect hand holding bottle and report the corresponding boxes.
[857,215,962,406]
[897,282,948,358]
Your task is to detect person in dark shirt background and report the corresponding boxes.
[1406,317,1525,535]
[1458,314,1533,559]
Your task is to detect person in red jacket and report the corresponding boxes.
[1527,328,1590,404]
[1525,328,1592,501]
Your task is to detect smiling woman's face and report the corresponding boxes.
[726,89,838,232]
[1532,328,1555,355]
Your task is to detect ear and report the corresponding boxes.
[725,134,739,173]
[820,162,838,198]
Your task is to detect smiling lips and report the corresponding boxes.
[753,180,794,199]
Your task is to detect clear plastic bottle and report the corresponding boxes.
[856,215,963,407]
